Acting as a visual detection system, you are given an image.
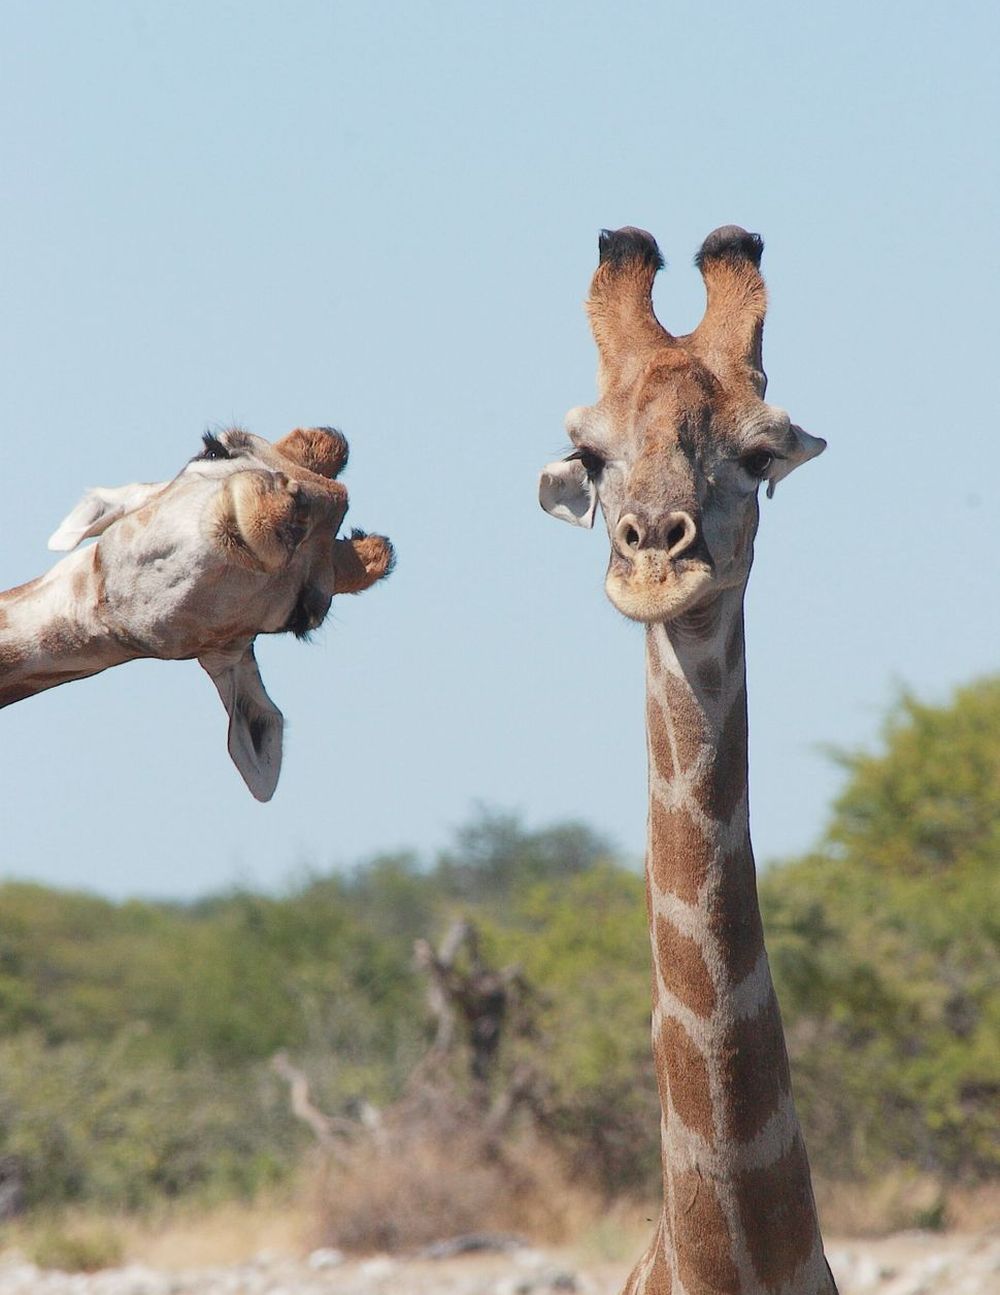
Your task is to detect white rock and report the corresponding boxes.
[0,1262,42,1293]
[854,1254,889,1289]
[306,1249,345,1271]
[494,1279,530,1295]
[358,1256,396,1280]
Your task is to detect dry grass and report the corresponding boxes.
[4,1175,997,1273]
[311,1131,599,1253]
[0,1190,309,1272]
[122,1194,310,1268]
[815,1175,1000,1237]
[572,1200,655,1263]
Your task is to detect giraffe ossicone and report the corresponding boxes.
[540,227,837,1294]
[0,425,393,802]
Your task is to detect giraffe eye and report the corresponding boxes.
[197,433,231,462]
[567,447,605,479]
[741,449,774,479]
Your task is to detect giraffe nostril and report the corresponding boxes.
[663,511,697,559]
[614,514,646,557]
[666,522,686,550]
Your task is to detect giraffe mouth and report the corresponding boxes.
[605,555,715,623]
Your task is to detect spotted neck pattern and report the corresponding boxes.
[0,547,132,708]
[624,587,836,1295]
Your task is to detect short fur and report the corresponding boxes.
[0,425,394,800]
[538,226,833,1294]
[695,225,764,270]
[598,226,665,272]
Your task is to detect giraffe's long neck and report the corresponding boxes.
[0,548,134,707]
[630,588,834,1295]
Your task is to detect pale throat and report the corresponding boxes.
[0,548,134,707]
[640,585,830,1293]
[645,584,752,872]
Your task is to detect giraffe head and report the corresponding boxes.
[539,226,825,624]
[45,425,393,799]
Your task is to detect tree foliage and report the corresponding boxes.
[0,681,996,1211]
[763,678,1000,1178]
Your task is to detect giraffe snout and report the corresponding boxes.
[613,510,699,562]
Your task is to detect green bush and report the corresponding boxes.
[0,694,997,1220]
[485,863,659,1192]
[31,1220,124,1272]
[763,679,1000,1180]
[0,1033,298,1209]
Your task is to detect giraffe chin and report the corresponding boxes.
[604,563,716,624]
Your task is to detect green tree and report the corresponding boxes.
[763,678,1000,1179]
[434,807,612,902]
[484,863,659,1192]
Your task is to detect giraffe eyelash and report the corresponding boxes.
[739,446,787,479]
[566,446,605,478]
[196,433,232,462]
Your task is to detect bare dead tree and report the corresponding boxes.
[270,1050,384,1157]
[413,919,541,1113]
[0,1157,23,1221]
[274,920,545,1161]
[413,918,474,1056]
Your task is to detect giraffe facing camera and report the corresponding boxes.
[0,426,393,802]
[540,224,825,626]
[539,227,836,1294]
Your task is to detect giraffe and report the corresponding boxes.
[539,226,836,1294]
[0,425,393,801]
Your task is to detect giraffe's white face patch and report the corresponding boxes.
[48,428,350,657]
[11,426,393,800]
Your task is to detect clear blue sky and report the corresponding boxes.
[1,1,996,899]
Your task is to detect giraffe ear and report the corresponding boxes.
[765,425,827,498]
[538,459,597,528]
[199,645,284,802]
[48,482,166,551]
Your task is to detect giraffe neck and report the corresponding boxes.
[634,587,833,1295]
[0,548,134,707]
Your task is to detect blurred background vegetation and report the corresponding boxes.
[0,678,996,1241]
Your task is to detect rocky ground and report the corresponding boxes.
[0,1231,997,1295]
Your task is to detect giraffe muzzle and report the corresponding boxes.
[612,510,699,562]
[606,509,714,624]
